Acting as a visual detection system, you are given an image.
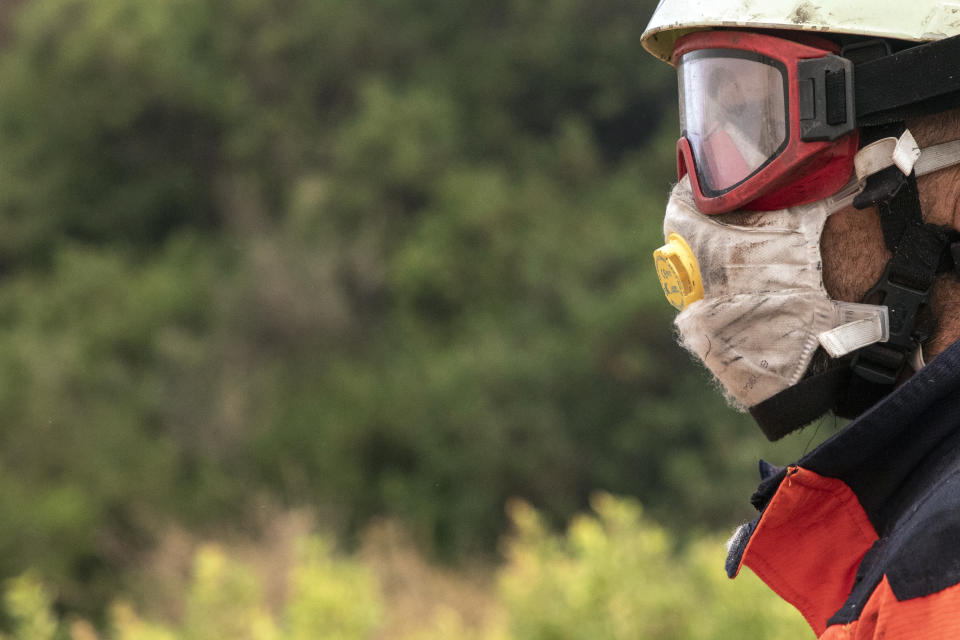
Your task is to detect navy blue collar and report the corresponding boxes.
[774,339,960,535]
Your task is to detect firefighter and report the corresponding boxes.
[643,1,960,636]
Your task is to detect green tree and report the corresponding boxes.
[0,0,829,619]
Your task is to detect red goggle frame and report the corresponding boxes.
[672,30,859,214]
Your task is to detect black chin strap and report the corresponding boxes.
[751,122,960,441]
[750,365,852,441]
[845,123,960,396]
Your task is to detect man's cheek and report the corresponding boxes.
[820,206,889,304]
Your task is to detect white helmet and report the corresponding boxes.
[642,0,960,63]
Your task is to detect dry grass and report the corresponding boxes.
[129,509,500,638]
[360,519,499,639]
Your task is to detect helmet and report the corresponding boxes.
[642,0,960,63]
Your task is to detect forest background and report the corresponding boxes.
[0,0,829,637]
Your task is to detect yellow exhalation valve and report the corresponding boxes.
[653,233,703,310]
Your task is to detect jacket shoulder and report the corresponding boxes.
[885,470,960,600]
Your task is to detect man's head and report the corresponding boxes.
[644,1,960,438]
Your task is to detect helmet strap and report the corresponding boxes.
[842,123,960,405]
[750,124,960,439]
[750,364,852,441]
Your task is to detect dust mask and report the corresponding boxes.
[655,176,888,409]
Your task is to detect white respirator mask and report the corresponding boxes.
[656,176,888,410]
[655,131,960,410]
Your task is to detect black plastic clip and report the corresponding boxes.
[853,165,908,210]
[798,54,856,142]
[840,39,891,66]
[851,264,931,385]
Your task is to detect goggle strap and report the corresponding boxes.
[854,34,960,126]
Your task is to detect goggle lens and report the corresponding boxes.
[678,51,788,195]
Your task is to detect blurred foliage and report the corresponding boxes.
[1,536,382,640]
[497,494,812,640]
[0,0,837,621]
[0,574,58,640]
[0,497,811,639]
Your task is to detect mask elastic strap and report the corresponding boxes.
[854,132,960,184]
[814,129,960,216]
[818,302,889,358]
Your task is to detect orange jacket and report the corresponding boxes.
[726,339,960,639]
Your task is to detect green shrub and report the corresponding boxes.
[497,494,813,640]
[0,497,811,640]
[0,537,381,640]
[0,574,58,640]
[0,0,828,616]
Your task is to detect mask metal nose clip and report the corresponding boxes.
[654,232,703,310]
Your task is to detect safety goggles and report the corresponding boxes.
[672,31,859,214]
